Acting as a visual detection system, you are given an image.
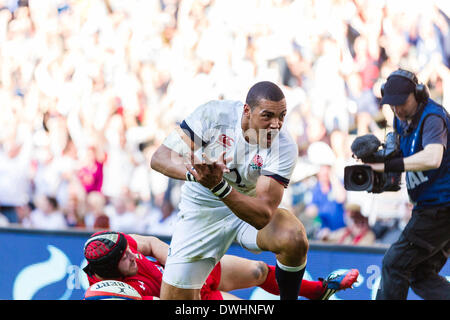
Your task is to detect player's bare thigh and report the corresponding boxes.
[217,255,268,292]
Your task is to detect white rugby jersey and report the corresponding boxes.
[163,100,298,207]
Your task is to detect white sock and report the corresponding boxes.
[276,259,307,272]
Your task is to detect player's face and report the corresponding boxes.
[245,98,287,147]
[390,93,418,121]
[117,246,138,276]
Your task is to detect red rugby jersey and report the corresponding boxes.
[86,234,223,300]
[87,234,164,299]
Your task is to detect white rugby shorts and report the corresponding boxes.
[162,201,261,289]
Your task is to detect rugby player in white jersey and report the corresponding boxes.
[151,81,308,300]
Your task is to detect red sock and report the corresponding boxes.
[259,264,326,300]
[259,264,280,295]
[299,279,326,300]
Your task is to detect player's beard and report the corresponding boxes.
[123,260,138,277]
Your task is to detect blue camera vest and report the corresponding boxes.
[393,99,450,208]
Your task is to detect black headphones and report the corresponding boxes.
[381,69,429,103]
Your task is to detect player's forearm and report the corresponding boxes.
[148,237,169,265]
[130,234,169,265]
[221,189,273,229]
[150,145,188,180]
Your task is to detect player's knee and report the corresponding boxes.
[277,226,309,258]
[291,228,309,258]
[279,211,308,256]
[250,261,269,285]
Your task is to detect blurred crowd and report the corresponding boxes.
[0,0,449,245]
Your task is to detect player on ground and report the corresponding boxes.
[151,81,310,300]
[82,231,359,300]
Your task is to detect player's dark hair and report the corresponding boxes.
[245,81,285,110]
[46,196,58,210]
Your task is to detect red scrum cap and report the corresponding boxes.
[83,231,128,278]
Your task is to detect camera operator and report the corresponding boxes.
[364,69,450,300]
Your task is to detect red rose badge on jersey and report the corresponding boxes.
[218,134,234,148]
[250,154,263,170]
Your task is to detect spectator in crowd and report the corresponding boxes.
[144,178,180,236]
[101,112,136,199]
[346,175,413,245]
[304,142,346,238]
[13,202,33,227]
[346,72,381,136]
[329,129,353,181]
[27,195,67,230]
[76,145,105,195]
[372,202,413,245]
[0,117,33,223]
[63,193,85,228]
[84,191,109,230]
[317,203,376,246]
[106,194,144,234]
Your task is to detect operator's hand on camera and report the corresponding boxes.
[363,162,385,172]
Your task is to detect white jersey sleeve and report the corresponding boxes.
[180,100,241,148]
[163,100,240,156]
[162,129,191,155]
